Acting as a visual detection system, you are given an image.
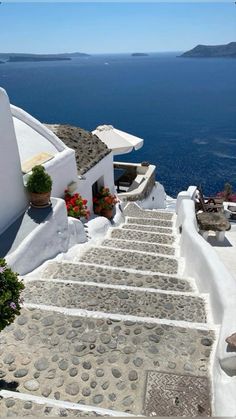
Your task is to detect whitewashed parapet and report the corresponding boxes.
[176,196,236,416]
[6,199,69,275]
[117,163,156,202]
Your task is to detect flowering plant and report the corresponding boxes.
[0,258,25,332]
[64,190,90,220]
[93,187,118,211]
[216,183,236,202]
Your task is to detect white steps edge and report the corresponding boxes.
[23,302,215,331]
[23,276,199,297]
[0,390,135,417]
[126,215,174,223]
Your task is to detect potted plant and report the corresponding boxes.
[26,165,52,207]
[0,258,25,332]
[93,187,118,219]
[64,190,90,221]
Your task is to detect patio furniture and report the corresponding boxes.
[196,212,231,242]
[195,187,224,213]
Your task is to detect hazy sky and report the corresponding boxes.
[0,2,235,54]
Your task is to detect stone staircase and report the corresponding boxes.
[0,203,215,417]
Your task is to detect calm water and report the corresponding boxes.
[1,53,236,197]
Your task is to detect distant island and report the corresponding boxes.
[8,56,71,63]
[131,53,149,57]
[181,42,236,58]
[0,52,90,63]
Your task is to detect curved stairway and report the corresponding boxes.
[0,203,216,417]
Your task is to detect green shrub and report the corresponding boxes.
[0,259,25,332]
[26,165,52,194]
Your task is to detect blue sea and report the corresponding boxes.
[1,53,236,197]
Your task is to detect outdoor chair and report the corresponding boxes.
[195,186,224,213]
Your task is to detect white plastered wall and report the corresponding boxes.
[176,192,236,416]
[11,104,79,200]
[76,152,115,213]
[0,88,28,234]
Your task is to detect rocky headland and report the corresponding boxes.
[181,42,236,58]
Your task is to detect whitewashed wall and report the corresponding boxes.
[11,105,78,200]
[76,152,115,213]
[176,195,236,416]
[0,88,28,234]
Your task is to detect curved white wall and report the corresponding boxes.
[11,103,78,200]
[0,88,28,234]
[177,197,236,416]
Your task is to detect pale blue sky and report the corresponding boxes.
[0,2,235,54]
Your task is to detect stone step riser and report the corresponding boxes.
[127,217,173,228]
[23,280,207,323]
[124,203,174,221]
[41,262,193,293]
[102,239,175,256]
[80,247,178,275]
[111,229,175,245]
[123,224,173,235]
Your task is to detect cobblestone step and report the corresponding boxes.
[0,396,101,417]
[124,203,174,221]
[127,217,173,228]
[122,224,173,234]
[23,280,206,323]
[79,247,178,275]
[42,262,193,292]
[111,228,175,245]
[0,308,214,416]
[102,239,175,256]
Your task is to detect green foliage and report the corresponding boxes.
[0,259,25,332]
[26,165,52,193]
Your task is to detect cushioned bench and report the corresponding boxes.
[197,212,231,242]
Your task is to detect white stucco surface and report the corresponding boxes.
[0,88,28,234]
[6,199,69,275]
[76,152,115,214]
[13,116,59,163]
[176,196,236,416]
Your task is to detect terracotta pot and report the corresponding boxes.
[101,208,113,219]
[30,191,51,208]
[94,205,102,215]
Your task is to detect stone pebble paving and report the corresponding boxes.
[23,281,206,322]
[0,398,100,417]
[124,204,173,220]
[111,228,175,245]
[127,217,173,228]
[80,247,178,275]
[122,224,173,235]
[0,309,214,415]
[102,239,175,256]
[42,262,192,292]
[123,224,173,234]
